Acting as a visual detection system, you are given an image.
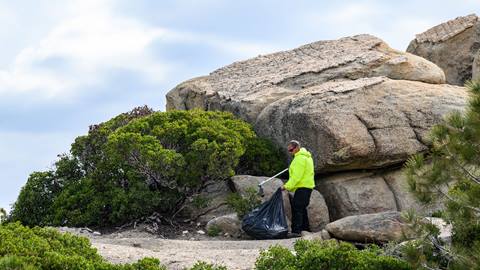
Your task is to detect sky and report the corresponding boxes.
[1,0,479,212]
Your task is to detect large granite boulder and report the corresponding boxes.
[318,168,447,221]
[325,211,413,242]
[167,35,466,173]
[167,34,445,124]
[407,14,480,86]
[256,77,466,172]
[383,169,445,216]
[319,172,397,221]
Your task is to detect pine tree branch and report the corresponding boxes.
[445,147,480,185]
[435,187,480,214]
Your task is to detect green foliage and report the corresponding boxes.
[405,81,480,269]
[11,107,284,228]
[207,225,222,237]
[237,137,286,176]
[226,187,262,218]
[0,208,6,224]
[0,222,166,270]
[188,261,227,270]
[255,239,412,270]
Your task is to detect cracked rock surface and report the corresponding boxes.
[167,34,465,172]
[256,77,466,172]
[407,14,480,86]
[166,34,468,224]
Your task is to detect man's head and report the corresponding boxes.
[287,140,301,155]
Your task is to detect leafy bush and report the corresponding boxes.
[0,222,166,270]
[226,187,262,218]
[237,137,286,176]
[11,107,286,227]
[207,225,222,237]
[189,261,227,270]
[0,208,6,224]
[255,239,412,270]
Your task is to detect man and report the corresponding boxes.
[281,140,315,238]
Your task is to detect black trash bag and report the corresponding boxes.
[241,188,288,239]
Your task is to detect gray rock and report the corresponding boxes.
[473,52,480,82]
[181,180,232,223]
[319,172,398,220]
[307,190,330,231]
[407,14,480,85]
[167,35,466,173]
[206,214,242,237]
[325,211,413,242]
[167,34,445,123]
[255,77,466,172]
[383,169,445,215]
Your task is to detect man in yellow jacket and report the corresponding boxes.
[281,140,315,238]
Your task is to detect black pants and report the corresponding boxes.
[290,188,312,234]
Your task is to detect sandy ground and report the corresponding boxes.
[58,227,297,270]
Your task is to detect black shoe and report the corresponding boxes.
[287,232,301,238]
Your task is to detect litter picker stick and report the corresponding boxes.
[258,168,289,196]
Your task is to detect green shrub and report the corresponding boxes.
[0,208,6,224]
[226,187,262,218]
[0,222,166,270]
[237,137,286,176]
[11,108,285,227]
[207,225,222,237]
[255,239,412,270]
[188,261,227,270]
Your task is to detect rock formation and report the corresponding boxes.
[325,211,413,242]
[168,34,468,232]
[407,14,480,85]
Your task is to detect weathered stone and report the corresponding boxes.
[407,14,480,85]
[321,229,331,240]
[383,169,445,215]
[318,172,397,220]
[473,52,480,82]
[325,211,412,242]
[167,35,466,173]
[307,190,330,231]
[206,214,242,237]
[167,34,445,124]
[181,180,232,224]
[256,78,466,172]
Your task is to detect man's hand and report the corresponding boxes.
[281,185,286,191]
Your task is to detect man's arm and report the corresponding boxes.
[283,157,306,191]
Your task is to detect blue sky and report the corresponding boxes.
[1,0,479,212]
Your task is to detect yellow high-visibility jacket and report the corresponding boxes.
[284,147,315,192]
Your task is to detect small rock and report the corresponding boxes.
[93,231,101,236]
[321,229,331,240]
[132,243,141,248]
[182,230,189,234]
[197,222,201,227]
[197,230,206,235]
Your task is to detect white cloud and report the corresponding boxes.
[0,0,169,99]
[0,0,278,101]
